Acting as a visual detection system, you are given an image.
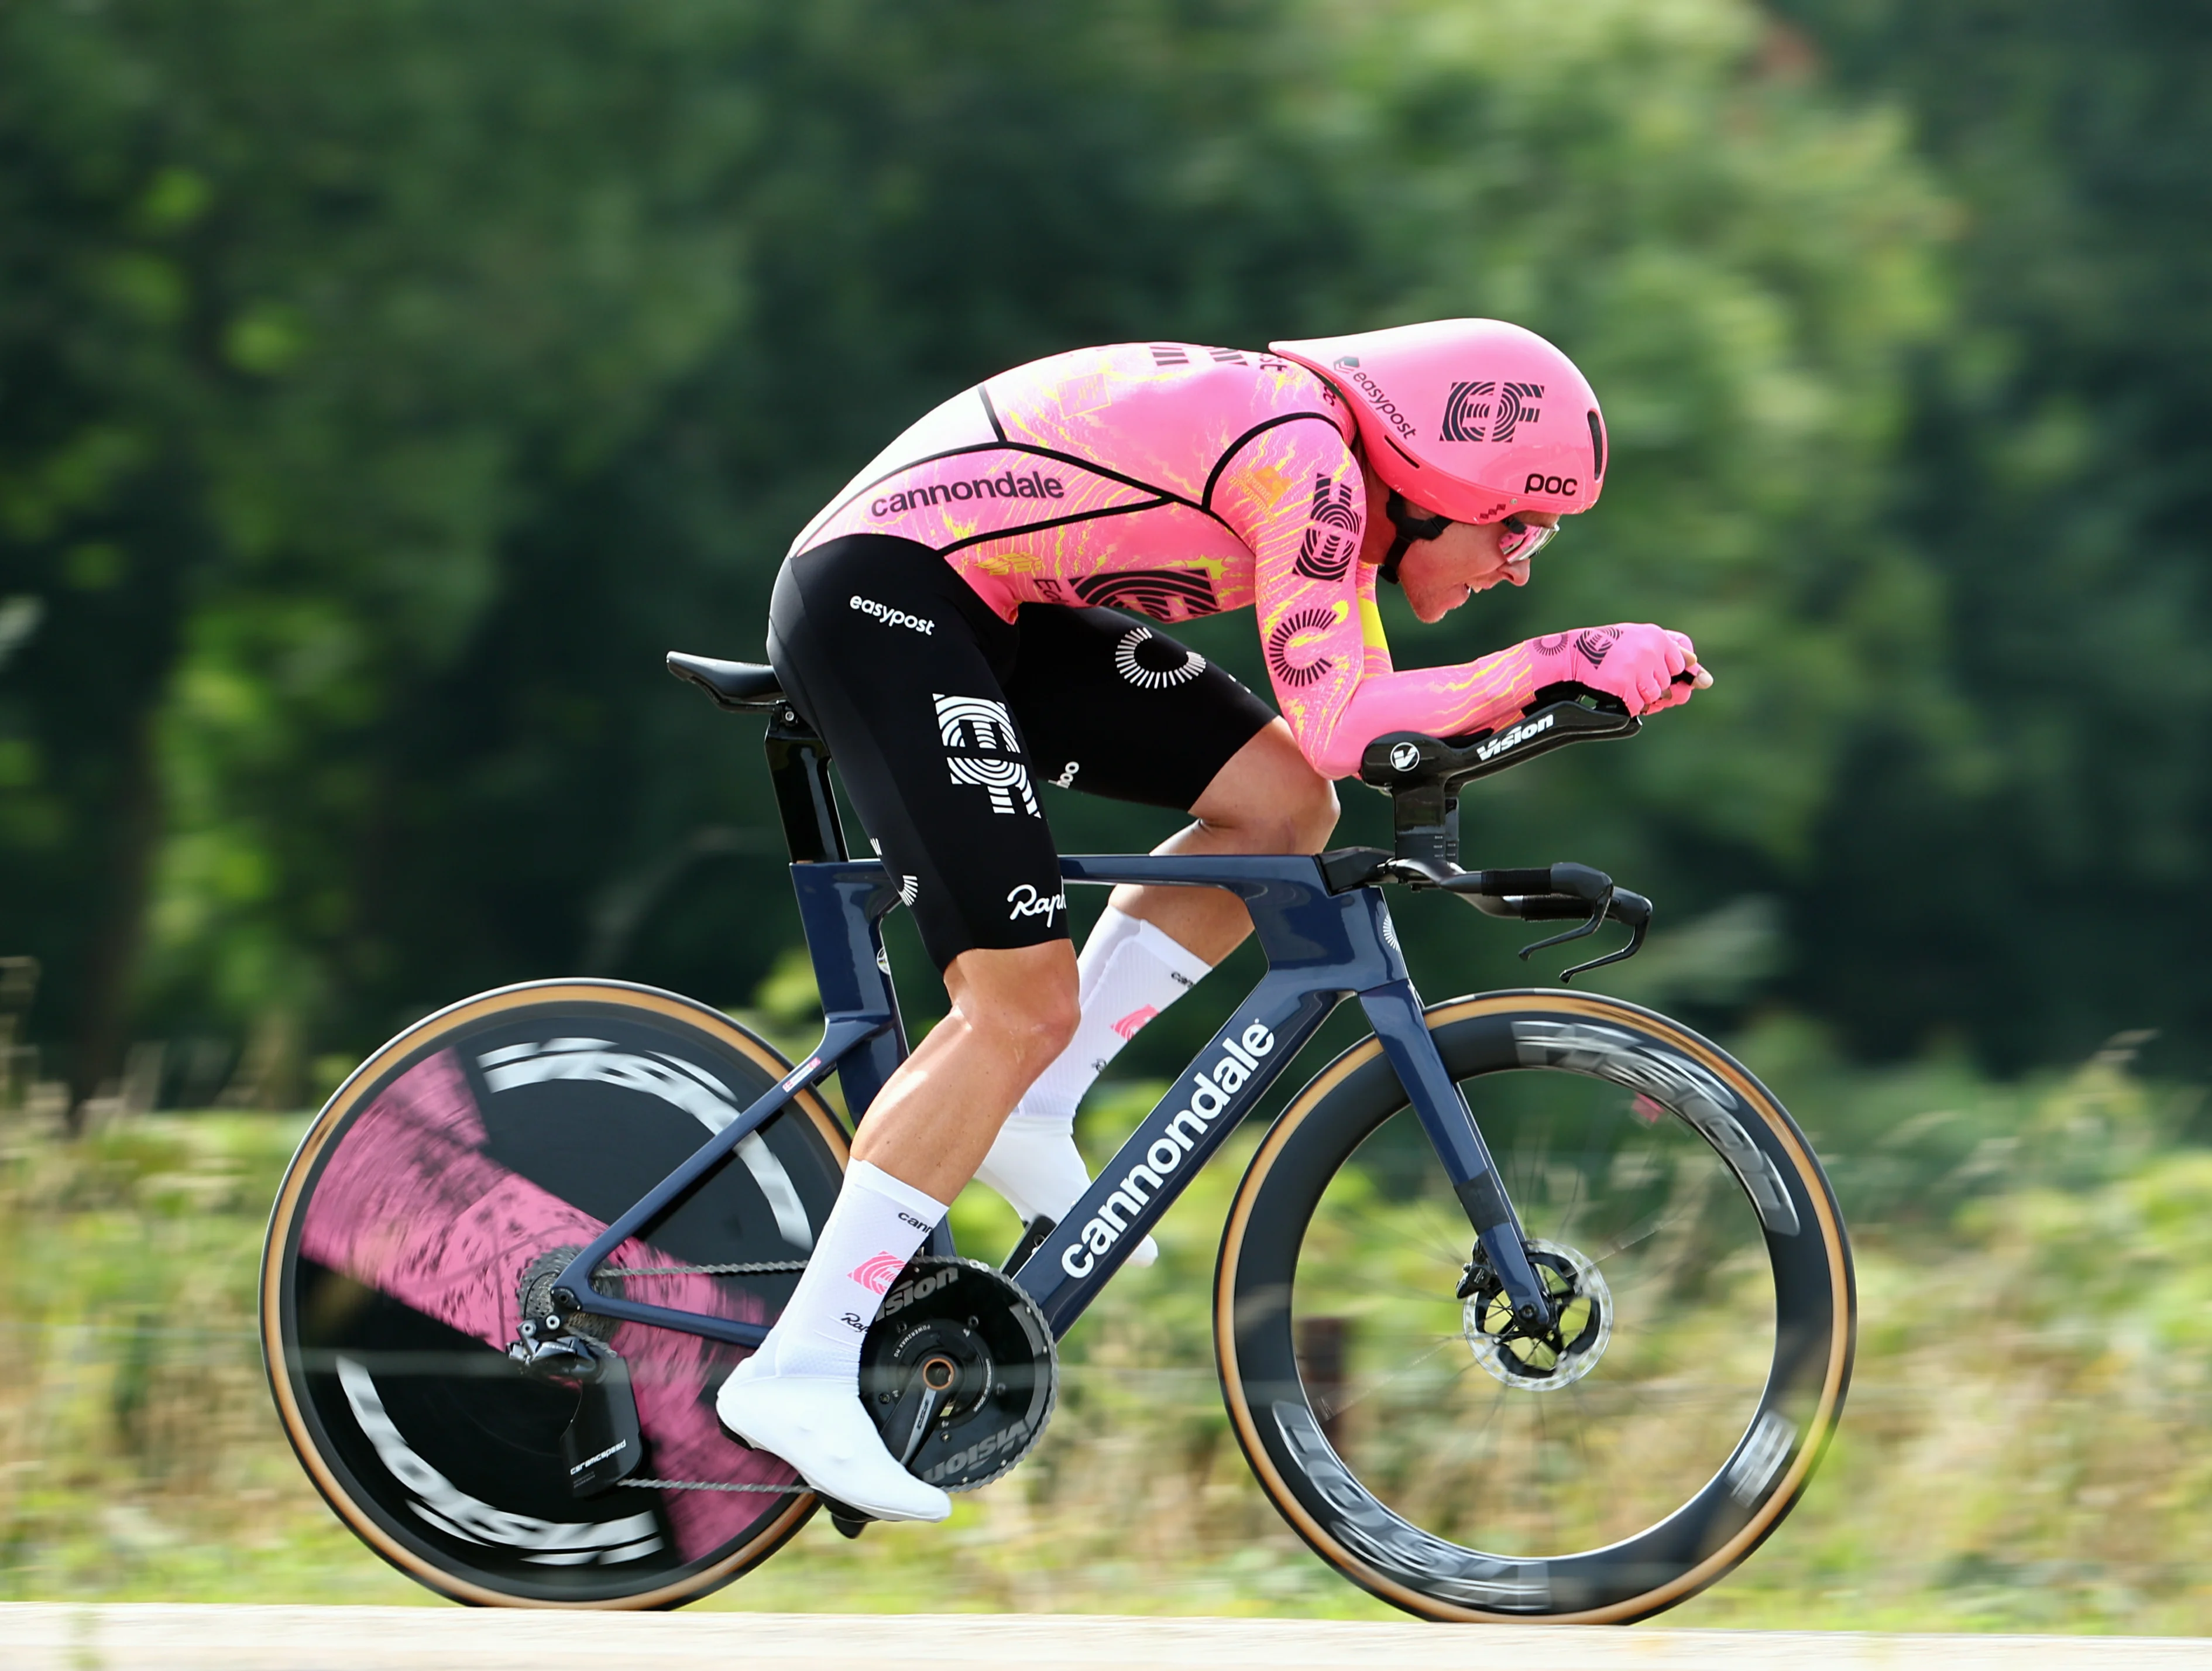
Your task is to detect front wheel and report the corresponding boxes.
[1217,990,1854,1623]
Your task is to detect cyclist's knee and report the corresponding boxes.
[1246,773,1338,855]
[1284,770,1340,850]
[1197,722,1339,853]
[946,943,1081,1059]
[991,983,1080,1059]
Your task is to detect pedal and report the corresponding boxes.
[1002,1213,1056,1274]
[820,1496,873,1539]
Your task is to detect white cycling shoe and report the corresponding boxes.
[715,1357,952,1524]
[975,1123,1157,1268]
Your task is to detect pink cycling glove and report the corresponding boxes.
[1528,625,1700,716]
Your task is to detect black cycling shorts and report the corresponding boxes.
[767,534,1277,969]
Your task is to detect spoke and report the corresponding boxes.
[1557,1379,1598,1500]
[1328,1199,1469,1270]
[1324,1331,1464,1420]
[1535,1395,1560,1549]
[1549,1144,1592,1244]
[1589,1207,1696,1265]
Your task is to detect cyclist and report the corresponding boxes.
[716,319,1710,1521]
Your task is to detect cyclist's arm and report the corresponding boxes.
[1217,420,1543,780]
[1306,648,1541,778]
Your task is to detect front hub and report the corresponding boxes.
[1459,1237,1612,1391]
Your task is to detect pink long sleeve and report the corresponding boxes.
[1212,422,1541,779]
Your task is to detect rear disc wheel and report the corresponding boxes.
[260,979,848,1608]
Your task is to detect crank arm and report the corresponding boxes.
[897,1382,944,1467]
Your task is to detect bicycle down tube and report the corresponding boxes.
[555,849,1555,1347]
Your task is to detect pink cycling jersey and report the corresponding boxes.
[790,342,1540,780]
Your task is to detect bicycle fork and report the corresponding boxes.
[1360,982,1554,1326]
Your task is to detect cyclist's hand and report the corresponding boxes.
[1643,629,1713,712]
[1529,624,1710,716]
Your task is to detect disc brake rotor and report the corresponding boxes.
[1460,1237,1613,1391]
[858,1257,1057,1492]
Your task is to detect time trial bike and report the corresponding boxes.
[260,652,1854,1621]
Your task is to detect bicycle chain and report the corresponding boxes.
[599,1260,810,1277]
[598,1259,814,1492]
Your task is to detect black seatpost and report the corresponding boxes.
[763,705,847,864]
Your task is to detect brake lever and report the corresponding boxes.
[1557,889,1653,982]
[1516,903,1610,963]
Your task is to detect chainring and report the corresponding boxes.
[858,1256,1056,1493]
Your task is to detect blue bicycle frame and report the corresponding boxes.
[550,849,1552,1346]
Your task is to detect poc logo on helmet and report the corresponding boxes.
[1524,473,1578,497]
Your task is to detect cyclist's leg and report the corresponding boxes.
[1008,605,1339,955]
[727,538,1081,1519]
[845,940,1077,1198]
[978,610,1337,1236]
[1112,714,1339,957]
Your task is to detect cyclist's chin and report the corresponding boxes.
[1407,585,1469,625]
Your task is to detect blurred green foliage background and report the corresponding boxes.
[4,0,2212,1625]
[4,0,2205,1111]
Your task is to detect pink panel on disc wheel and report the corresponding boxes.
[298,1047,800,1559]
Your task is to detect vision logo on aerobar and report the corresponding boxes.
[934,694,1038,816]
[1440,380,1543,444]
[1294,474,1362,582]
[1059,1021,1276,1277]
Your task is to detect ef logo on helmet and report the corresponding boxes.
[1526,473,1578,496]
[1442,380,1544,444]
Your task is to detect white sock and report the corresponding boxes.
[761,1159,946,1380]
[976,910,1211,1253]
[1026,910,1211,1125]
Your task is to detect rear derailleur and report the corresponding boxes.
[508,1246,644,1497]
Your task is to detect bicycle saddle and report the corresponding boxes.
[667,651,786,711]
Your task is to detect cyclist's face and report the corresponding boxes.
[1397,512,1560,624]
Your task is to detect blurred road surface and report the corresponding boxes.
[6,1605,2211,1669]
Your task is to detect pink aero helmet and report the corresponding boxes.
[1272,319,1608,523]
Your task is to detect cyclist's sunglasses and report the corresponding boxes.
[1495,514,1561,562]
[1380,492,1563,582]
